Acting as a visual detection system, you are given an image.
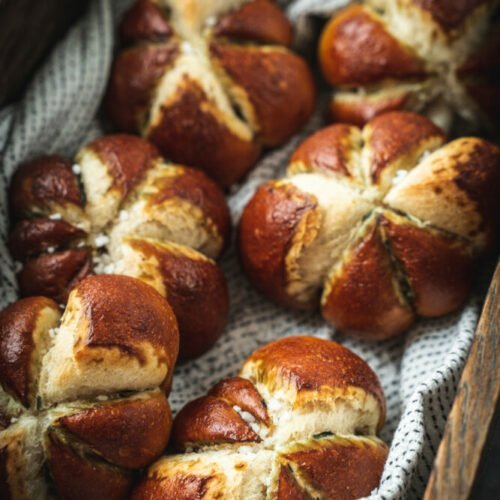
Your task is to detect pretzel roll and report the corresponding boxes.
[134,336,388,499]
[0,274,179,499]
[114,238,229,361]
[8,134,230,361]
[318,0,500,133]
[239,112,500,339]
[107,0,315,187]
[39,275,179,404]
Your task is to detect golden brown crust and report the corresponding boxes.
[56,392,172,469]
[238,182,318,310]
[210,42,315,147]
[214,0,293,46]
[132,472,213,500]
[73,275,179,373]
[46,432,133,500]
[321,217,415,340]
[244,336,386,421]
[380,213,474,317]
[364,111,445,182]
[385,137,500,250]
[18,249,93,305]
[329,91,410,127]
[277,465,309,500]
[318,5,426,86]
[8,218,86,260]
[289,124,360,177]
[449,139,500,248]
[127,239,229,361]
[105,43,179,133]
[173,396,260,451]
[9,155,82,217]
[84,134,160,197]
[240,113,499,339]
[133,338,387,499]
[281,436,388,500]
[147,166,231,248]
[208,377,270,426]
[110,0,313,186]
[0,297,60,406]
[147,77,261,187]
[120,0,173,44]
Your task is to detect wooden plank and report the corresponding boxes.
[0,0,89,107]
[424,260,500,500]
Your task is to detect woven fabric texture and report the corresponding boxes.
[0,1,482,498]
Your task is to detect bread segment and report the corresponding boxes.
[133,336,389,499]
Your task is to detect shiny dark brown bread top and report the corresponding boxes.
[0,275,180,500]
[239,112,499,340]
[124,239,229,361]
[106,0,316,186]
[8,133,230,361]
[133,336,388,499]
[318,0,500,132]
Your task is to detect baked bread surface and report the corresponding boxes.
[319,0,500,133]
[239,112,500,339]
[0,275,179,499]
[106,0,316,186]
[133,336,388,499]
[8,134,230,361]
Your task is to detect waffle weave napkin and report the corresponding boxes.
[0,1,483,498]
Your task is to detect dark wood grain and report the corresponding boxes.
[0,0,89,107]
[424,260,499,500]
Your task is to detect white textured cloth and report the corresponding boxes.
[0,1,482,498]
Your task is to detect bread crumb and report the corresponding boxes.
[94,233,109,248]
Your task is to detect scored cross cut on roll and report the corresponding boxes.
[133,336,389,499]
[8,134,230,361]
[0,275,179,499]
[318,0,500,133]
[106,0,316,187]
[239,111,500,340]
